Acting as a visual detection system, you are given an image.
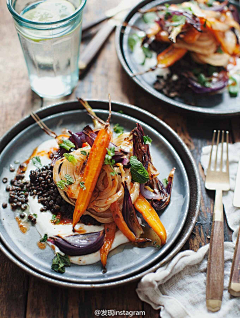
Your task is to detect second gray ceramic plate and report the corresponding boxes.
[0,100,200,286]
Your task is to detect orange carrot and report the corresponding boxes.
[110,201,147,243]
[73,126,111,228]
[134,194,167,245]
[100,222,116,268]
[157,45,187,68]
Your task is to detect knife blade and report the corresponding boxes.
[233,158,240,207]
[82,0,139,33]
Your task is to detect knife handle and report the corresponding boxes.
[206,190,224,312]
[229,226,240,296]
[79,22,115,72]
[82,15,107,33]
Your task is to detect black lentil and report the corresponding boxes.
[2,177,8,183]
[9,165,15,172]
[2,203,7,209]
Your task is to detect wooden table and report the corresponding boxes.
[1,0,239,317]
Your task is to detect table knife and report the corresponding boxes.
[229,158,240,296]
[82,0,139,33]
[79,0,139,73]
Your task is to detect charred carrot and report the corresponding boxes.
[157,45,187,68]
[73,126,111,228]
[110,201,147,243]
[100,222,116,268]
[134,194,167,245]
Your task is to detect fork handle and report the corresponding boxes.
[228,224,240,296]
[206,189,224,312]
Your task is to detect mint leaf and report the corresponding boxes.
[162,178,168,187]
[80,181,86,190]
[128,34,141,52]
[63,153,77,165]
[228,76,239,97]
[51,253,71,274]
[59,139,75,151]
[171,15,186,26]
[51,214,61,224]
[113,124,124,135]
[32,156,42,169]
[65,174,74,185]
[130,156,149,184]
[143,135,152,145]
[40,234,48,242]
[56,180,67,190]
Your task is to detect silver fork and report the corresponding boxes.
[205,130,230,312]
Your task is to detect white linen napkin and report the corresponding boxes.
[136,143,240,318]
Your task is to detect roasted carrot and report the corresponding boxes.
[72,125,111,228]
[134,194,167,245]
[157,45,187,68]
[110,201,147,243]
[100,222,116,268]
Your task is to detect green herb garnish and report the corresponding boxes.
[51,214,61,224]
[113,124,124,135]
[32,156,42,169]
[81,150,87,156]
[143,135,152,145]
[171,15,186,26]
[104,147,116,175]
[206,0,214,7]
[33,213,37,218]
[51,253,71,274]
[197,73,211,88]
[63,153,77,165]
[40,234,48,242]
[56,180,67,190]
[59,139,75,151]
[162,178,168,187]
[130,156,149,184]
[208,65,217,76]
[228,76,239,97]
[216,46,223,54]
[65,174,74,185]
[128,34,141,52]
[80,181,86,190]
[143,12,157,24]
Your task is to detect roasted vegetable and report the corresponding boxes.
[100,222,116,268]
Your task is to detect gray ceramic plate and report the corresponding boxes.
[0,100,200,287]
[116,0,240,116]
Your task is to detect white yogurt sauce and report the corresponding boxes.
[25,139,129,265]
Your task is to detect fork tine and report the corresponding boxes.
[214,130,220,171]
[220,130,224,171]
[226,131,229,174]
[208,130,216,171]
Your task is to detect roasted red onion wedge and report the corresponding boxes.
[122,182,143,238]
[48,231,105,256]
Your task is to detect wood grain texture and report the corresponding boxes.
[0,0,236,316]
[206,220,224,311]
[229,224,240,296]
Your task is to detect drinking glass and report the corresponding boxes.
[7,0,87,98]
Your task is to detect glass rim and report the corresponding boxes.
[6,0,87,26]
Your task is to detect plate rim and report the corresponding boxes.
[115,0,240,117]
[0,99,201,288]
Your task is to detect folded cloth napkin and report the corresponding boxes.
[136,143,240,318]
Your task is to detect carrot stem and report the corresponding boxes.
[134,194,167,245]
